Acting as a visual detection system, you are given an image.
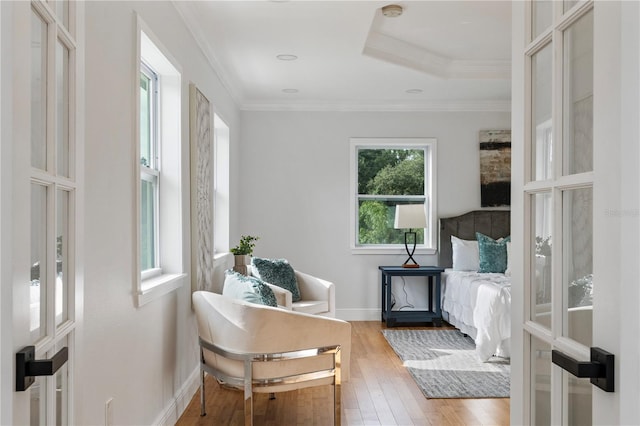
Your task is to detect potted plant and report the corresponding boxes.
[230,235,259,275]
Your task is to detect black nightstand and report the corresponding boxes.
[378,266,445,327]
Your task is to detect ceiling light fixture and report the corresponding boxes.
[282,88,299,94]
[405,89,423,94]
[276,54,298,61]
[381,4,403,18]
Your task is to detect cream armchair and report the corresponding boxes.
[211,254,335,317]
[192,291,351,425]
[258,269,336,317]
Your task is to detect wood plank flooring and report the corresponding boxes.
[176,321,510,425]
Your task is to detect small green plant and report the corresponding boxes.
[230,235,259,256]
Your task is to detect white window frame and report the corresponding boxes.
[134,16,185,307]
[349,137,438,254]
[139,61,160,279]
[213,113,230,254]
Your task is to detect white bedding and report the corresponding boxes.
[441,269,511,361]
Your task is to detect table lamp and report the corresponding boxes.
[394,204,427,268]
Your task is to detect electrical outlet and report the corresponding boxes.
[105,398,114,426]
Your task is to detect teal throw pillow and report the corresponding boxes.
[222,270,278,307]
[251,257,301,302]
[476,232,511,274]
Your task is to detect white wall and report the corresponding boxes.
[82,2,239,424]
[238,110,511,319]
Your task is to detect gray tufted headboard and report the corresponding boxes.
[438,210,511,268]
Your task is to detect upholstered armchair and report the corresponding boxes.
[260,269,336,317]
[192,291,351,425]
[211,254,336,317]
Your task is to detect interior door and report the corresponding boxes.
[6,1,81,424]
[514,1,637,424]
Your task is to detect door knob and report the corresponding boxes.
[551,347,614,392]
[16,346,68,391]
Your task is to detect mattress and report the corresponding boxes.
[441,269,511,361]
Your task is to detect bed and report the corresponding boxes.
[438,210,511,361]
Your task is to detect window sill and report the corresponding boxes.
[136,272,186,307]
[351,247,437,255]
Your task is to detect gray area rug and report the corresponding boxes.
[382,329,510,399]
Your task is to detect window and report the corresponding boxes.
[135,19,185,306]
[350,138,437,253]
[140,62,159,276]
[213,113,230,254]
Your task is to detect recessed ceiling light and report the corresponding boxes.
[282,88,299,94]
[381,4,403,18]
[405,89,423,94]
[277,54,298,61]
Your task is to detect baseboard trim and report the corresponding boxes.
[336,308,380,321]
[152,366,200,426]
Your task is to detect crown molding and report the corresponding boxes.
[172,1,243,105]
[240,100,511,112]
[364,31,511,80]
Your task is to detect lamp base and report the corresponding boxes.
[401,263,420,268]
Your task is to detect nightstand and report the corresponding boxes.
[378,265,445,327]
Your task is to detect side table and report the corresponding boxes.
[379,265,445,327]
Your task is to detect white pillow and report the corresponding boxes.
[505,241,512,276]
[451,236,479,271]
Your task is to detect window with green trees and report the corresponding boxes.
[350,138,437,250]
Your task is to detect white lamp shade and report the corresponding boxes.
[394,204,427,229]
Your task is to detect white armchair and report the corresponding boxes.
[211,254,336,317]
[260,270,336,317]
[193,291,351,425]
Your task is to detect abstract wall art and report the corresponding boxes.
[479,129,511,207]
[189,84,214,293]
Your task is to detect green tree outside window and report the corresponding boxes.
[357,149,426,245]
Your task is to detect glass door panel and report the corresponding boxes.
[56,40,70,177]
[31,184,48,342]
[31,9,48,170]
[532,1,553,40]
[532,192,552,325]
[564,0,580,14]
[563,187,593,346]
[55,364,68,426]
[54,0,69,30]
[532,43,553,181]
[56,189,69,327]
[531,336,552,426]
[54,337,69,426]
[30,377,46,426]
[563,10,593,176]
[565,373,592,425]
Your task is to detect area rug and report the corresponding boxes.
[381,329,510,399]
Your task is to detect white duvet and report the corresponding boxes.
[441,269,511,361]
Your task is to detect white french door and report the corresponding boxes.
[513,1,640,424]
[2,1,83,424]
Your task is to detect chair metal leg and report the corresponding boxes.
[334,348,342,426]
[200,369,206,417]
[244,360,253,426]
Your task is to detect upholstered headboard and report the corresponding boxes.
[438,210,511,268]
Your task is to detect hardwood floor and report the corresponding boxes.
[176,321,510,425]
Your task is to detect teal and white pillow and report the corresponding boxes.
[222,270,278,307]
[476,232,511,274]
[251,257,301,302]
